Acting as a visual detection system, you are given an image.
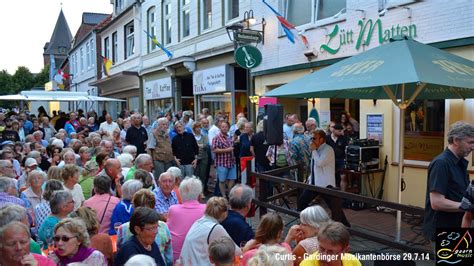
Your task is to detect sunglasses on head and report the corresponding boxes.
[53,235,77,242]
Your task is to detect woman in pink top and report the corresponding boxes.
[241,213,292,266]
[83,175,120,234]
[167,176,206,262]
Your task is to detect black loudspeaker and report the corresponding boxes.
[264,104,283,145]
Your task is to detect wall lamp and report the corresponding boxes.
[249,95,260,104]
[333,8,366,20]
[243,10,257,28]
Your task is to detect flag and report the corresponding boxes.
[144,30,173,58]
[262,0,309,48]
[49,54,56,81]
[101,56,113,76]
[58,69,70,80]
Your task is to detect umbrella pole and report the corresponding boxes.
[396,107,404,242]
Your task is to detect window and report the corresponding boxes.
[285,0,346,26]
[181,0,190,38]
[86,42,90,68]
[201,0,212,30]
[115,0,123,14]
[71,55,75,75]
[104,37,110,59]
[163,0,172,45]
[124,21,134,59]
[147,7,156,53]
[378,0,415,11]
[403,100,445,161]
[90,40,95,67]
[80,48,84,72]
[226,0,239,21]
[112,32,118,64]
[74,53,77,75]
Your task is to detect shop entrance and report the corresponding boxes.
[181,78,194,111]
[330,98,360,124]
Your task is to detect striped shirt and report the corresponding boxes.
[212,132,235,168]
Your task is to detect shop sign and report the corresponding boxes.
[235,45,262,69]
[235,29,263,44]
[144,77,172,100]
[367,114,384,146]
[193,65,231,95]
[404,134,444,161]
[318,19,417,55]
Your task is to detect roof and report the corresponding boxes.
[44,10,73,55]
[82,12,109,25]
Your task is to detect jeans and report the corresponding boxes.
[179,164,195,178]
[154,160,173,180]
[194,157,209,187]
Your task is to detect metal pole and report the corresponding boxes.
[396,107,404,242]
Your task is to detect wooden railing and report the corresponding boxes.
[245,161,432,255]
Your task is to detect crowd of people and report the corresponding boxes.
[1,105,472,265]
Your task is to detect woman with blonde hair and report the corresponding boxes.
[70,207,114,265]
[47,165,62,182]
[179,197,241,265]
[47,218,107,265]
[241,213,291,265]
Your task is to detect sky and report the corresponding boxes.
[0,0,112,74]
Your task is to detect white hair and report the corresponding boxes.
[179,176,203,202]
[125,255,157,266]
[157,117,168,126]
[300,205,331,229]
[135,154,152,167]
[121,180,143,201]
[52,139,64,149]
[117,153,134,168]
[167,166,182,179]
[123,145,137,155]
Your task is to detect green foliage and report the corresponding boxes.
[0,69,15,94]
[12,66,35,94]
[34,64,50,87]
[0,65,50,109]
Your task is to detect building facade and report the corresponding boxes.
[91,0,141,119]
[140,0,251,123]
[69,13,110,112]
[251,0,474,207]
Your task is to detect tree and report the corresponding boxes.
[12,66,35,94]
[34,64,50,87]
[0,69,14,94]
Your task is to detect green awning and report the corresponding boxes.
[265,37,474,101]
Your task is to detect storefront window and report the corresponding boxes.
[201,93,232,118]
[404,99,445,161]
[148,99,173,119]
[129,96,139,113]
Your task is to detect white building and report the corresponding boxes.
[91,0,141,119]
[252,0,474,207]
[69,12,110,113]
[139,0,253,122]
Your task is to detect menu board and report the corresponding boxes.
[367,114,383,145]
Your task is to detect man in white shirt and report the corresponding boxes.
[283,114,298,141]
[99,114,119,137]
[297,129,335,211]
